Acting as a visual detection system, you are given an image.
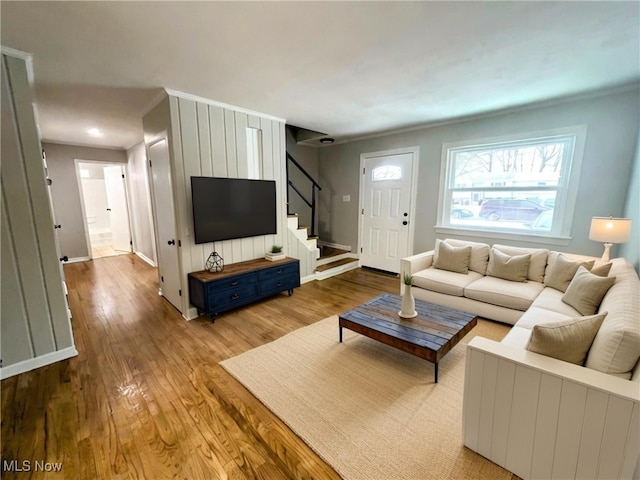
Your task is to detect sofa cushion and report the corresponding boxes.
[433,241,471,274]
[486,248,530,282]
[529,287,583,317]
[514,306,576,330]
[501,325,534,349]
[544,253,595,293]
[413,267,483,297]
[585,258,640,379]
[493,244,549,283]
[440,238,490,275]
[562,266,616,316]
[526,313,607,365]
[464,276,544,311]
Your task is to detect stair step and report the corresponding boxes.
[316,257,358,272]
[319,245,350,260]
[314,257,359,280]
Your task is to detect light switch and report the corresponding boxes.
[342,195,351,202]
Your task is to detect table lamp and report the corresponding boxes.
[589,217,631,261]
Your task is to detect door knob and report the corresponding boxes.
[168,239,175,245]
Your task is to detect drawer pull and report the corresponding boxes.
[277,269,282,274]
[277,282,282,287]
[230,281,239,286]
[231,293,240,300]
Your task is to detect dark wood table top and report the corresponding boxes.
[338,293,478,363]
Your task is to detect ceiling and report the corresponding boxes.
[2,1,639,150]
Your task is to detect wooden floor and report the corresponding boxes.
[1,255,400,479]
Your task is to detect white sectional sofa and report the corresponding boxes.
[400,239,640,480]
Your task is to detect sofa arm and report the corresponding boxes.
[400,250,434,293]
[463,337,640,480]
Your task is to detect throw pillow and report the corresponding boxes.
[590,261,613,277]
[562,266,616,316]
[433,241,471,274]
[486,248,530,282]
[527,312,607,365]
[544,254,595,293]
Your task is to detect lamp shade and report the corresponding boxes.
[589,217,631,243]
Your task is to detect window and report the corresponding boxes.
[372,165,402,181]
[437,126,587,243]
[246,127,262,179]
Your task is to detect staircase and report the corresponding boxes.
[286,216,359,282]
[315,245,359,280]
[286,151,359,281]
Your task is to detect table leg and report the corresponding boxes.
[339,325,343,343]
[434,362,439,383]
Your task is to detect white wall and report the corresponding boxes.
[80,176,110,233]
[127,142,157,265]
[143,92,287,317]
[1,49,77,378]
[318,87,640,258]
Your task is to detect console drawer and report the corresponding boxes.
[208,283,259,311]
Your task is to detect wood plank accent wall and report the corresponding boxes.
[158,93,287,317]
[0,50,77,378]
[463,338,640,480]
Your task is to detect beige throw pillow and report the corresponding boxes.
[590,261,613,277]
[527,312,607,365]
[486,248,530,282]
[545,254,595,293]
[562,266,616,316]
[433,241,471,274]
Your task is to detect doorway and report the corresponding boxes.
[358,147,419,274]
[77,161,133,259]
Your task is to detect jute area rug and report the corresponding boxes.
[220,316,512,480]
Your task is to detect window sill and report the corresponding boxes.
[434,226,572,246]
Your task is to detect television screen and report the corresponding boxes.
[191,176,277,244]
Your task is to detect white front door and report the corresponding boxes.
[104,165,132,253]
[359,149,418,273]
[148,138,182,312]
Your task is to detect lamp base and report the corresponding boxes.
[600,243,612,262]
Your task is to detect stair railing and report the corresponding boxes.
[286,152,322,237]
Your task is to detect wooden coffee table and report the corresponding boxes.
[338,293,478,383]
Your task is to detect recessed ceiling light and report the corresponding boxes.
[87,127,103,137]
[319,137,335,144]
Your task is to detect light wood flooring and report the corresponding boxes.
[1,254,400,479]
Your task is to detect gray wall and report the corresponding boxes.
[318,87,640,259]
[44,142,127,259]
[285,128,320,232]
[619,129,640,271]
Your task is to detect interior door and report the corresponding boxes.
[360,151,416,273]
[148,138,182,312]
[104,165,132,252]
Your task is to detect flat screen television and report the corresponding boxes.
[191,176,277,244]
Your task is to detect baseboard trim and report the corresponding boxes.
[318,241,352,252]
[0,346,79,380]
[65,256,91,264]
[300,274,317,284]
[135,252,157,267]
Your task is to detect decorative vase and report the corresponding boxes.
[399,288,417,318]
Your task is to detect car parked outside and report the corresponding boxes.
[479,199,550,222]
[451,208,473,219]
